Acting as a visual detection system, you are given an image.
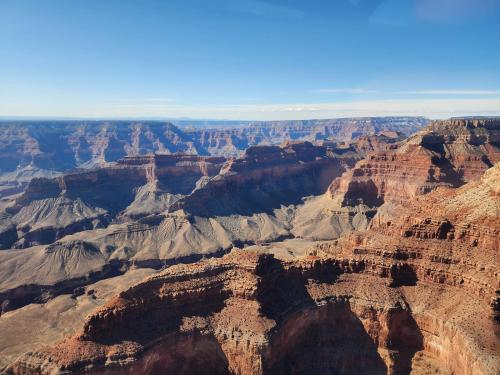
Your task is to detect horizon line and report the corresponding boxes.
[0,114,443,123]
[2,115,500,124]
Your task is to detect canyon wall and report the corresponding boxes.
[176,141,360,216]
[0,155,226,249]
[7,163,499,374]
[1,118,499,374]
[185,117,427,156]
[327,118,500,207]
[0,118,426,197]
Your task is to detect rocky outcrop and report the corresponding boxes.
[185,117,428,156]
[0,155,225,248]
[315,163,500,374]
[0,118,427,197]
[0,121,209,198]
[327,118,500,207]
[3,251,424,375]
[7,163,499,375]
[176,141,360,216]
[0,268,159,369]
[321,164,499,308]
[402,118,499,182]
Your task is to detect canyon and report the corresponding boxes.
[0,118,498,374]
[0,118,426,198]
[182,117,427,156]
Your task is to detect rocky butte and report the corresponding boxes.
[0,118,427,198]
[6,163,499,374]
[0,139,371,315]
[0,154,226,249]
[0,118,498,375]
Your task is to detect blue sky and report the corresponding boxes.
[1,0,499,120]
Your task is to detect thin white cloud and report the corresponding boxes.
[144,98,175,103]
[110,98,175,104]
[310,88,376,94]
[399,89,500,95]
[207,98,500,119]
[312,88,500,96]
[416,0,497,23]
[4,98,500,121]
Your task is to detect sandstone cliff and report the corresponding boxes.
[327,118,499,207]
[0,118,427,197]
[186,117,427,156]
[0,155,225,249]
[176,141,360,216]
[7,162,499,375]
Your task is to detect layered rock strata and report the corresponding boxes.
[0,141,361,313]
[2,251,430,375]
[328,118,500,207]
[7,163,499,375]
[176,141,360,216]
[0,121,208,198]
[9,234,499,375]
[314,163,500,374]
[1,121,499,375]
[0,121,495,316]
[0,155,225,249]
[0,118,427,197]
[185,117,428,156]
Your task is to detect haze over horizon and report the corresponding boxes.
[0,3,499,373]
[1,0,500,120]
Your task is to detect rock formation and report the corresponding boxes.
[186,117,428,156]
[328,118,499,207]
[0,118,498,375]
[314,162,500,375]
[0,155,225,249]
[0,121,207,198]
[176,141,360,216]
[0,141,362,313]
[0,118,427,197]
[7,161,499,375]
[2,250,425,375]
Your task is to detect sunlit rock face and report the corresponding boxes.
[327,118,500,207]
[0,118,427,197]
[1,252,428,375]
[1,119,499,375]
[8,162,500,375]
[175,141,360,216]
[0,154,226,249]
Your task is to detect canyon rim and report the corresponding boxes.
[1,0,500,374]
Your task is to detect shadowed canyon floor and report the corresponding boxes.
[0,118,498,374]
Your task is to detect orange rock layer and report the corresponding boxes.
[328,118,499,207]
[8,162,499,375]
